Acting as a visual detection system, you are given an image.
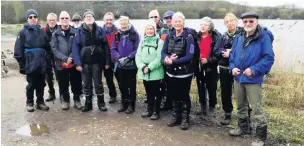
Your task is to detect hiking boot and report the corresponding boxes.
[150,113,160,120]
[141,111,153,118]
[251,125,267,146]
[125,106,134,114]
[251,139,265,146]
[74,101,82,110]
[229,118,251,136]
[118,99,128,113]
[35,103,50,111]
[209,107,216,117]
[97,95,107,112]
[180,103,190,130]
[220,113,232,125]
[45,94,56,102]
[61,101,70,110]
[196,104,207,116]
[167,101,181,127]
[26,103,35,112]
[82,96,92,112]
[109,96,117,104]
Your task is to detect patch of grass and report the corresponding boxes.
[1,24,23,36]
[134,71,304,144]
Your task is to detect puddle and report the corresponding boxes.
[16,124,49,136]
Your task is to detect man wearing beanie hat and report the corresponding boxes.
[72,13,82,29]
[43,12,59,102]
[14,9,50,112]
[111,11,140,114]
[72,9,111,112]
[229,11,274,146]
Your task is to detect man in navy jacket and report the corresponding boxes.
[228,12,274,146]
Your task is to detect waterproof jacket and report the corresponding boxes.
[72,23,110,67]
[229,25,275,84]
[111,24,140,69]
[136,35,164,81]
[14,23,49,74]
[43,24,58,60]
[51,26,78,70]
[104,25,118,66]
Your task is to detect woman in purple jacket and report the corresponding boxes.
[111,12,140,114]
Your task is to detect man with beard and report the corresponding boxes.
[72,9,110,112]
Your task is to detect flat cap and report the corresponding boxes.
[240,11,259,19]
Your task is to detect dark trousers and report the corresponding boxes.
[219,67,234,113]
[45,59,57,95]
[104,66,118,98]
[197,67,219,108]
[160,73,172,107]
[167,76,192,106]
[117,68,137,109]
[26,73,46,105]
[143,80,162,114]
[82,64,104,98]
[57,67,82,102]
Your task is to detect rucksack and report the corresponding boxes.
[114,30,137,50]
[141,38,159,53]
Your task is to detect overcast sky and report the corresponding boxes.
[227,0,304,8]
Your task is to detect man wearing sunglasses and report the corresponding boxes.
[14,9,50,112]
[43,13,59,102]
[148,9,165,35]
[71,13,82,29]
[51,11,83,110]
[229,11,274,146]
[72,9,110,112]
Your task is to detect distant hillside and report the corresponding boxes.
[2,1,304,24]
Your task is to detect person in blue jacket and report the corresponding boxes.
[162,12,195,131]
[228,12,274,146]
[72,9,110,112]
[14,9,50,112]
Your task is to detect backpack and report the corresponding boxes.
[114,30,137,50]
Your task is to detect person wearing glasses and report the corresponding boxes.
[102,12,119,104]
[148,9,165,34]
[229,12,274,146]
[71,13,82,29]
[51,11,83,110]
[43,13,58,102]
[14,9,50,112]
[72,9,111,112]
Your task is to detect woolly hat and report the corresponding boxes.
[25,9,38,19]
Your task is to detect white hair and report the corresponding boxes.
[47,13,57,20]
[201,16,214,31]
[172,12,185,21]
[148,9,160,18]
[103,12,115,21]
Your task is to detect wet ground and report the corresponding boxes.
[1,69,255,146]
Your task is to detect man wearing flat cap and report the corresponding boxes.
[228,11,275,146]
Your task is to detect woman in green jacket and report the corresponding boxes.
[136,20,164,120]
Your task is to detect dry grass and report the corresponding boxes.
[134,71,304,144]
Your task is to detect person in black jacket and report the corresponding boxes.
[51,11,83,110]
[14,9,50,112]
[72,9,111,112]
[218,13,242,125]
[43,13,59,102]
[196,17,222,118]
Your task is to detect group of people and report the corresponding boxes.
[14,8,274,146]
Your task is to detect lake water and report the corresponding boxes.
[96,19,304,73]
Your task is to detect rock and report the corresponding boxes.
[79,130,89,135]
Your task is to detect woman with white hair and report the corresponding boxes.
[161,12,195,130]
[218,13,243,125]
[136,20,164,120]
[111,12,140,114]
[196,16,222,118]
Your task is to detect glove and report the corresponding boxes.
[119,57,130,67]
